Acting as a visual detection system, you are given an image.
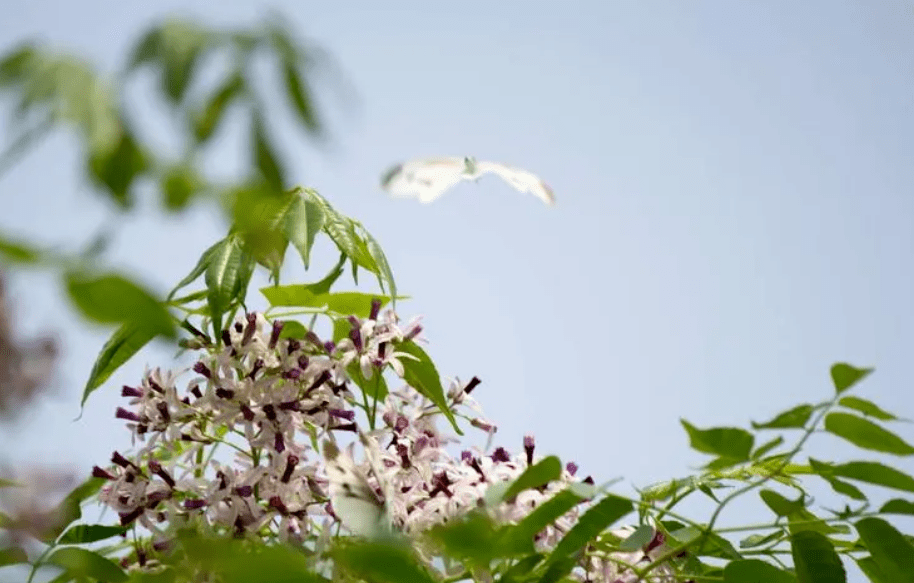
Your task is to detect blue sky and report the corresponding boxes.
[1,1,912,579]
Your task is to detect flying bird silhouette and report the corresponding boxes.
[380,156,555,206]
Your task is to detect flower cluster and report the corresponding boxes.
[93,306,675,581]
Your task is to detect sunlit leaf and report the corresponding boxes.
[752,404,814,430]
[790,531,845,583]
[204,235,244,334]
[855,518,914,583]
[825,412,914,455]
[397,340,460,434]
[830,363,873,394]
[680,420,754,461]
[283,193,325,269]
[82,323,157,407]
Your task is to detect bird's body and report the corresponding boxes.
[381,156,555,206]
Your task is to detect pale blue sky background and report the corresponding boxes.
[1,2,913,580]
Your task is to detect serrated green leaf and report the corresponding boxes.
[880,499,914,515]
[790,530,845,583]
[65,272,174,337]
[752,404,814,430]
[82,323,157,407]
[855,518,914,583]
[723,559,797,583]
[47,547,127,582]
[838,396,898,421]
[58,524,127,544]
[831,363,873,394]
[825,412,914,455]
[283,194,325,269]
[503,457,562,502]
[759,489,805,517]
[397,340,460,434]
[204,236,244,335]
[681,420,754,461]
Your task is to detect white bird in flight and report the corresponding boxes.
[380,156,555,206]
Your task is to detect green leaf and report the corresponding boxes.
[723,559,797,583]
[0,546,27,567]
[829,461,914,493]
[0,234,42,264]
[126,28,161,70]
[260,286,394,319]
[278,319,307,340]
[427,512,498,566]
[680,420,754,461]
[65,272,174,337]
[502,457,562,502]
[333,541,437,583]
[739,530,784,549]
[617,524,654,552]
[58,524,127,544]
[44,477,106,543]
[880,499,914,515]
[790,530,845,583]
[82,323,156,407]
[346,360,388,405]
[499,489,584,555]
[759,489,805,517]
[0,44,36,86]
[752,436,785,459]
[252,114,284,191]
[161,164,202,211]
[193,73,244,142]
[363,227,397,301]
[282,61,320,133]
[159,20,208,103]
[752,404,814,430]
[838,396,898,421]
[283,193,325,269]
[824,412,914,455]
[167,238,225,301]
[855,518,914,583]
[549,494,632,562]
[823,476,867,501]
[86,127,148,208]
[856,557,889,583]
[204,236,244,335]
[831,363,873,394]
[46,547,127,582]
[397,340,461,434]
[787,508,846,536]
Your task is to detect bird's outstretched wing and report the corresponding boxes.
[380,157,554,206]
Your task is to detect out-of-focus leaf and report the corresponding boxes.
[65,272,174,337]
[838,396,899,421]
[617,524,654,552]
[86,126,148,208]
[333,541,437,583]
[252,114,284,191]
[723,559,797,583]
[880,499,914,515]
[790,531,845,583]
[161,164,203,211]
[681,420,754,461]
[549,494,633,562]
[47,547,127,582]
[159,19,209,103]
[752,436,785,459]
[0,44,36,86]
[397,340,460,434]
[0,234,42,264]
[502,457,562,502]
[127,28,161,70]
[738,530,784,549]
[830,363,873,394]
[193,73,244,143]
[204,235,244,335]
[427,512,498,566]
[825,412,914,455]
[752,404,814,430]
[499,489,583,555]
[759,490,805,517]
[855,518,914,583]
[58,524,127,544]
[82,322,157,407]
[41,477,105,543]
[827,461,914,493]
[0,546,27,567]
[282,61,320,133]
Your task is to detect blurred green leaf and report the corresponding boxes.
[723,559,797,583]
[252,114,284,191]
[549,494,632,563]
[880,499,914,515]
[738,530,784,549]
[827,461,914,493]
[838,396,899,422]
[0,546,27,568]
[86,126,148,208]
[790,531,845,583]
[333,541,437,583]
[831,363,873,394]
[397,340,460,434]
[752,436,785,459]
[681,420,754,461]
[82,322,157,407]
[193,73,244,142]
[499,489,583,555]
[205,235,244,334]
[161,164,203,211]
[617,524,654,552]
[752,404,814,430]
[0,234,42,264]
[825,412,914,455]
[855,518,914,583]
[427,512,498,566]
[58,524,127,544]
[759,489,805,517]
[159,20,209,103]
[40,477,105,543]
[282,61,320,133]
[46,548,128,582]
[65,272,174,337]
[503,456,562,502]
[0,44,36,86]
[127,28,161,70]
